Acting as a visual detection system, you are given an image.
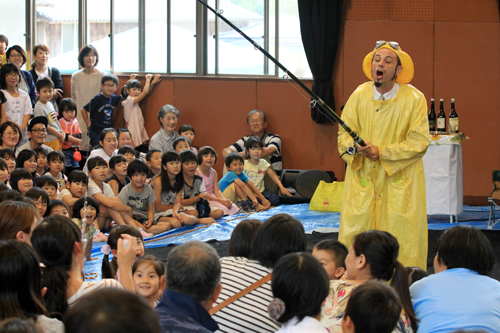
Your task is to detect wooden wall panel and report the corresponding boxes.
[434,22,500,196]
[434,0,499,22]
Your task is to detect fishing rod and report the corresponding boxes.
[196,0,366,151]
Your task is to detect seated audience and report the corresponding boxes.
[227,219,262,257]
[312,239,348,280]
[342,280,402,333]
[410,225,500,333]
[9,168,33,195]
[269,252,329,332]
[320,230,417,333]
[83,128,118,175]
[31,215,138,317]
[132,255,166,308]
[24,187,49,217]
[178,124,197,154]
[106,154,130,196]
[149,105,179,153]
[35,174,58,201]
[212,213,307,333]
[156,240,221,333]
[45,199,69,218]
[64,288,160,333]
[0,240,64,332]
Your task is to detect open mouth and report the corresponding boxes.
[375,70,384,79]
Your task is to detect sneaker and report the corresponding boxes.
[139,229,153,239]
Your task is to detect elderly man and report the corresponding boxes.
[338,41,430,268]
[156,241,222,333]
[16,116,54,154]
[222,109,282,176]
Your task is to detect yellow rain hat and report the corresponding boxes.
[363,41,414,84]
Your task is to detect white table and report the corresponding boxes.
[423,144,463,220]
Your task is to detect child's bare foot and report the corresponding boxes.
[199,217,216,225]
[93,232,108,242]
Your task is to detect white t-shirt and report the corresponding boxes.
[67,279,122,307]
[88,177,115,197]
[1,89,33,139]
[83,148,118,174]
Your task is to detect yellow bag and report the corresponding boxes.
[309,181,344,212]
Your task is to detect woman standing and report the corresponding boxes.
[29,44,64,106]
[71,45,106,152]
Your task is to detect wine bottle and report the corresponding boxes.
[437,98,446,132]
[449,98,459,133]
[428,98,436,132]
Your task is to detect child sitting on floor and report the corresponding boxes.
[34,147,48,177]
[58,170,87,216]
[150,151,198,229]
[132,255,166,308]
[118,159,170,234]
[35,174,58,201]
[178,124,197,154]
[72,196,106,244]
[180,150,220,223]
[173,136,191,154]
[146,149,162,183]
[25,186,49,217]
[44,151,67,189]
[196,146,239,216]
[45,199,70,218]
[10,168,32,195]
[105,154,130,196]
[244,136,292,206]
[218,152,268,212]
[312,239,348,280]
[118,145,137,164]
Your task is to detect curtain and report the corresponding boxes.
[298,0,344,123]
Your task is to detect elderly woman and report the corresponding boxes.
[410,225,500,332]
[148,104,179,153]
[29,44,64,104]
[0,121,22,151]
[320,230,417,333]
[6,45,37,108]
[212,213,307,333]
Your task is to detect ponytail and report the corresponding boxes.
[101,253,114,279]
[391,260,418,332]
[101,226,143,280]
[41,266,70,319]
[121,85,129,99]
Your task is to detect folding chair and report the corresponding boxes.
[487,170,500,229]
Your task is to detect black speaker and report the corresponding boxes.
[279,169,334,204]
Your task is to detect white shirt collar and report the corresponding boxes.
[373,82,400,101]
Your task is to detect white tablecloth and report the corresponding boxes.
[423,144,463,215]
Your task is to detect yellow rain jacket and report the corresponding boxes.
[338,82,430,269]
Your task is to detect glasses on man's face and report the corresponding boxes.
[31,129,47,134]
[6,73,18,78]
[249,119,264,124]
[9,54,23,59]
[104,84,117,88]
[375,41,399,51]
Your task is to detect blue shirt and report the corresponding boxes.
[218,170,250,193]
[410,268,500,333]
[156,289,219,333]
[83,93,121,132]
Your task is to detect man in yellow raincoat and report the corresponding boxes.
[338,41,430,269]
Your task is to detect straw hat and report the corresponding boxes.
[363,41,414,84]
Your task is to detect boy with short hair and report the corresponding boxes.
[58,170,88,217]
[81,74,121,147]
[118,159,170,234]
[218,152,270,212]
[34,77,65,151]
[342,280,402,333]
[105,154,130,196]
[178,124,197,154]
[145,149,162,182]
[244,136,292,206]
[312,239,348,280]
[117,145,137,164]
[36,174,58,201]
[180,150,220,223]
[173,136,191,154]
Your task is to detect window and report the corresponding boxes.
[27,0,312,78]
[0,0,27,67]
[36,0,79,72]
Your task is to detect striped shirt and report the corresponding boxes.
[231,132,282,176]
[212,257,280,333]
[67,279,122,307]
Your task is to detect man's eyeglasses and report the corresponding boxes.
[31,129,47,134]
[249,119,264,124]
[375,41,399,51]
